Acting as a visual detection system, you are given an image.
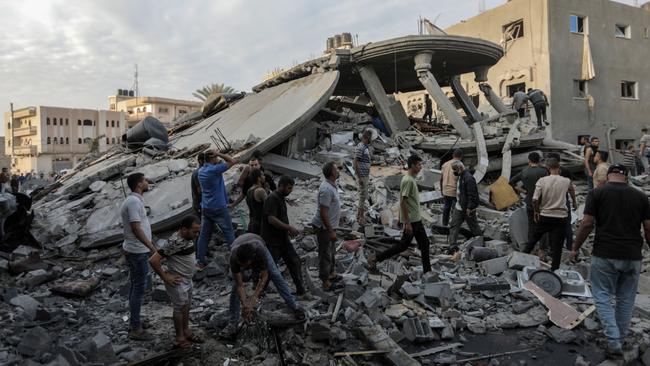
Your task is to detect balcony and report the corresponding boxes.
[13,145,37,156]
[13,126,37,137]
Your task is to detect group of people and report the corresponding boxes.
[118,128,649,357]
[511,87,550,127]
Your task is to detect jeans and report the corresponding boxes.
[125,252,150,329]
[534,103,547,126]
[523,215,566,270]
[564,199,573,250]
[196,206,235,265]
[376,221,432,273]
[316,227,335,281]
[448,208,482,246]
[590,256,641,347]
[586,171,594,191]
[268,240,305,294]
[229,245,298,325]
[442,196,457,227]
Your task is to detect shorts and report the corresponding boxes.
[358,176,370,209]
[164,276,193,310]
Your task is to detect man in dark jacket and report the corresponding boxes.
[527,88,549,127]
[448,161,482,245]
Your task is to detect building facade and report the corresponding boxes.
[3,106,125,174]
[446,0,650,147]
[108,90,202,128]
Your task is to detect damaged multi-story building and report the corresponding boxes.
[445,0,650,153]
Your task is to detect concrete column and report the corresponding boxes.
[450,75,482,123]
[414,52,473,140]
[477,83,511,115]
[472,122,488,183]
[358,65,409,136]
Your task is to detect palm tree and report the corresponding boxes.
[193,83,235,101]
[87,134,105,155]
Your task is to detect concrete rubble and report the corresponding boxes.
[2,33,650,366]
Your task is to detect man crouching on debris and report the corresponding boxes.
[222,233,306,339]
[571,164,650,357]
[368,155,432,273]
[448,160,482,246]
[149,216,203,348]
[121,172,157,341]
[312,161,343,292]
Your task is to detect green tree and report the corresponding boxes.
[87,134,105,154]
[193,83,235,101]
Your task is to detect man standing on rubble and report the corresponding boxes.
[196,150,237,270]
[222,233,305,340]
[570,164,650,356]
[584,136,600,191]
[448,161,482,246]
[121,172,157,341]
[592,151,610,188]
[525,158,576,270]
[639,128,650,163]
[149,216,203,348]
[423,94,433,122]
[368,155,432,273]
[190,152,205,216]
[440,149,463,227]
[312,162,343,292]
[246,169,267,235]
[511,88,529,118]
[353,130,373,225]
[262,176,307,297]
[509,152,548,249]
[527,88,549,127]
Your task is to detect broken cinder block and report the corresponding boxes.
[507,251,540,270]
[403,316,436,343]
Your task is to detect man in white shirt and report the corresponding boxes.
[524,158,576,270]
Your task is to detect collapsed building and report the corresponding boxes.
[2,33,650,366]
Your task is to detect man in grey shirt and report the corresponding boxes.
[311,162,342,292]
[121,172,157,341]
[511,88,529,118]
[149,216,202,348]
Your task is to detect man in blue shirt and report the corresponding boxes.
[196,149,237,269]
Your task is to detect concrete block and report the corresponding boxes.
[402,316,435,343]
[10,295,41,320]
[486,239,510,256]
[355,289,381,308]
[467,278,510,292]
[263,153,321,179]
[424,282,452,306]
[480,256,509,275]
[400,282,421,299]
[507,251,540,270]
[89,331,118,363]
[416,170,439,191]
[11,245,39,260]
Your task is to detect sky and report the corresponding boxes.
[0,0,638,117]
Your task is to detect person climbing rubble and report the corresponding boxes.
[511,87,529,118]
[448,160,482,246]
[527,88,549,127]
[311,162,343,292]
[368,155,432,273]
[353,130,372,225]
[262,175,307,298]
[525,158,576,270]
[222,233,305,340]
[120,172,157,341]
[149,216,203,349]
[509,152,548,251]
[196,149,237,270]
[571,164,650,357]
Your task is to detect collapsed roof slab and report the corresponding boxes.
[171,71,340,161]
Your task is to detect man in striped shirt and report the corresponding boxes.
[353,130,373,225]
[620,144,638,176]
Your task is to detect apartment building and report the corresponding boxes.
[4,106,125,173]
[446,0,650,147]
[108,89,202,128]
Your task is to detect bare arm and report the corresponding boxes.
[251,270,269,300]
[149,252,181,285]
[353,157,360,179]
[643,220,650,245]
[319,205,333,231]
[130,222,156,253]
[215,152,237,168]
[234,272,247,305]
[569,184,577,207]
[584,149,593,175]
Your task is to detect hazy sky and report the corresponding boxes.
[0,0,638,115]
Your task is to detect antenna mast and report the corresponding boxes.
[132,64,139,98]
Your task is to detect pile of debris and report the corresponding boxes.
[4,33,650,366]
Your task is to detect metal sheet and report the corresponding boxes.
[171,71,340,160]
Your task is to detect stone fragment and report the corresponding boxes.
[90,331,118,363]
[545,326,577,344]
[0,258,9,273]
[508,251,540,270]
[440,325,455,339]
[309,321,331,343]
[480,256,509,275]
[574,354,590,366]
[486,239,510,256]
[10,294,41,320]
[400,282,421,299]
[17,326,51,356]
[467,277,510,292]
[467,321,486,334]
[89,180,107,192]
[402,316,435,342]
[583,317,599,331]
[424,282,452,305]
[11,245,39,260]
[23,269,55,287]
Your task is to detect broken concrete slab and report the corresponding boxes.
[10,295,41,320]
[358,325,420,366]
[263,153,322,180]
[508,251,540,270]
[523,281,594,329]
[544,326,577,344]
[480,255,509,275]
[508,207,529,250]
[17,326,51,356]
[403,316,436,342]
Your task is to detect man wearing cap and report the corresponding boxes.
[524,158,576,270]
[196,150,237,270]
[571,164,650,356]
